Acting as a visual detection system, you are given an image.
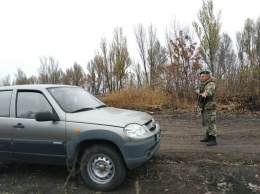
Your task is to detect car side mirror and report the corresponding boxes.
[35,111,59,122]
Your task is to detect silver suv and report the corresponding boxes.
[0,85,161,191]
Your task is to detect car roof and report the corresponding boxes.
[0,84,78,90]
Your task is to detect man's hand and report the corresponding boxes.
[201,93,207,98]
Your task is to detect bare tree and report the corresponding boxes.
[38,56,49,84]
[256,16,260,67]
[236,17,260,99]
[0,75,11,86]
[87,28,131,93]
[63,68,73,85]
[131,60,143,88]
[47,56,63,84]
[63,62,86,86]
[98,38,113,92]
[86,57,104,94]
[134,24,167,89]
[28,75,39,84]
[14,68,30,85]
[217,33,237,80]
[134,23,149,85]
[192,0,221,75]
[147,24,167,89]
[86,60,97,93]
[165,28,201,103]
[86,39,112,93]
[147,24,157,89]
[110,27,131,90]
[72,62,86,86]
[38,56,63,84]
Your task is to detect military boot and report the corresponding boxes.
[207,136,217,146]
[200,133,210,142]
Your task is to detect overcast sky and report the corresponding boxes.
[0,0,259,81]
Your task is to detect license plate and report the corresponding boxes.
[155,132,161,142]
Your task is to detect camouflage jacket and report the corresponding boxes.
[199,77,216,110]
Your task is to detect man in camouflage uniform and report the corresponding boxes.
[196,69,217,146]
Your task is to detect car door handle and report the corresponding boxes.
[13,123,25,129]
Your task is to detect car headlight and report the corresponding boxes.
[123,124,147,138]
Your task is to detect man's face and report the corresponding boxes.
[200,74,210,82]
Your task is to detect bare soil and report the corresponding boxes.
[1,112,260,194]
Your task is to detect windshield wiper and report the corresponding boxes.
[72,107,94,113]
[96,105,107,109]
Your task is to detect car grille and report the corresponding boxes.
[145,119,156,132]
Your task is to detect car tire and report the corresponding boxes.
[80,143,126,191]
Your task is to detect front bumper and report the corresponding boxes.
[122,133,161,169]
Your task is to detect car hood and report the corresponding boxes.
[65,107,152,127]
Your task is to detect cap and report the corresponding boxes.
[199,69,211,75]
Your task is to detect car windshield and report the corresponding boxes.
[47,86,106,113]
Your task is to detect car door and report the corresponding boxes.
[0,90,14,160]
[12,90,67,165]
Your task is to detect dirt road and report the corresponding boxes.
[1,113,260,194]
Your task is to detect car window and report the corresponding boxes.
[16,91,53,119]
[47,87,105,113]
[0,90,12,117]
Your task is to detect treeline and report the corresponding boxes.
[1,0,260,109]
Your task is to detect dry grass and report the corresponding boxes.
[99,86,170,111]
[98,86,260,115]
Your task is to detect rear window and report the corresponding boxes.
[0,90,12,117]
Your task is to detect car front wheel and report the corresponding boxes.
[80,144,126,191]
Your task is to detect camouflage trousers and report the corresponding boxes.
[201,109,217,137]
